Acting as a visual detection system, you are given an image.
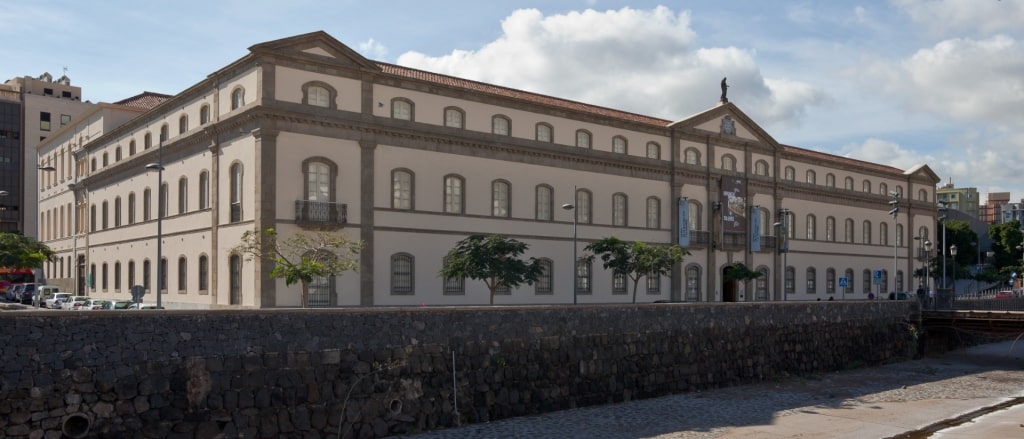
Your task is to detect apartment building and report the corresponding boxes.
[36,31,941,308]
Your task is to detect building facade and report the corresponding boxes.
[936,183,980,219]
[37,32,941,308]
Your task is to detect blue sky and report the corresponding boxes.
[3,1,1023,202]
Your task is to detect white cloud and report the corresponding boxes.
[840,138,931,170]
[893,0,1024,36]
[395,6,826,125]
[358,38,388,59]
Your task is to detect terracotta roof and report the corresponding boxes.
[376,62,672,127]
[113,91,173,110]
[780,144,902,174]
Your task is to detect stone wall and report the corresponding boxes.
[0,302,916,438]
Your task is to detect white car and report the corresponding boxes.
[61,296,90,310]
[46,292,72,309]
[81,299,114,310]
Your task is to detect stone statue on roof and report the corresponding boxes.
[720,77,729,103]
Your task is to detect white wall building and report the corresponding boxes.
[37,31,941,308]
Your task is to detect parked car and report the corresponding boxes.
[126,303,164,310]
[82,299,114,310]
[47,292,72,309]
[6,284,24,301]
[888,292,912,300]
[33,285,61,308]
[995,290,1015,299]
[61,296,90,310]
[18,283,37,304]
[111,300,134,310]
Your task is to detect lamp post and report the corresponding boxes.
[938,201,948,291]
[950,244,958,296]
[145,143,165,309]
[924,240,932,301]
[561,187,578,305]
[773,208,790,301]
[888,191,900,297]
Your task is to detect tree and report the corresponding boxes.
[585,237,685,303]
[234,228,362,307]
[723,261,764,284]
[439,234,543,305]
[0,232,55,268]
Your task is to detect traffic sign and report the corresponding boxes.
[838,276,849,287]
[873,270,883,284]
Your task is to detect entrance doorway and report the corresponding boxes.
[722,265,738,302]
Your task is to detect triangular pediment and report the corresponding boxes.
[670,102,779,149]
[248,30,381,71]
[904,164,942,185]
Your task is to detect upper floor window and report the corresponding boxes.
[144,132,152,150]
[492,180,510,217]
[129,140,137,156]
[879,182,888,196]
[178,178,188,214]
[826,216,835,242]
[895,223,904,246]
[128,193,136,224]
[863,180,871,193]
[918,189,928,201]
[444,107,464,129]
[40,112,51,131]
[863,220,872,244]
[535,184,553,221]
[444,174,464,214]
[115,146,122,162]
[492,115,510,135]
[805,170,816,184]
[688,201,703,231]
[720,154,736,171]
[844,177,854,190]
[114,197,122,227]
[576,130,591,148]
[198,171,209,210]
[231,88,245,110]
[784,166,795,180]
[392,169,413,209]
[845,218,854,242]
[826,173,835,188]
[304,158,334,201]
[684,148,701,165]
[754,160,769,176]
[806,214,816,240]
[612,193,627,226]
[230,163,243,222]
[880,222,889,246]
[575,189,592,224]
[646,142,660,159]
[646,197,660,229]
[536,123,553,142]
[612,136,627,154]
[392,99,413,121]
[143,188,152,222]
[179,115,188,134]
[159,124,169,143]
[303,82,334,108]
[199,104,211,125]
[102,152,108,167]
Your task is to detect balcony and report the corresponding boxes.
[295,200,347,229]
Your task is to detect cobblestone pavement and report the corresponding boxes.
[396,341,1024,439]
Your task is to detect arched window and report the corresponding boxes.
[199,104,211,125]
[128,192,136,224]
[114,262,121,291]
[612,193,627,226]
[826,268,836,295]
[102,263,108,291]
[303,82,335,108]
[806,214,816,240]
[918,189,928,201]
[159,257,168,293]
[305,250,336,307]
[895,223,904,246]
[784,166,795,180]
[826,216,835,242]
[575,130,591,148]
[879,182,888,196]
[535,184,553,221]
[646,196,660,229]
[863,269,872,294]
[684,148,701,165]
[575,258,592,294]
[881,269,889,294]
[159,183,168,218]
[720,154,736,171]
[844,177,854,190]
[825,173,835,187]
[392,169,413,210]
[535,123,553,142]
[179,114,188,134]
[443,107,464,128]
[575,188,592,224]
[229,254,241,304]
[178,257,188,293]
[845,268,855,295]
[688,200,703,231]
[115,146,122,162]
[144,132,152,150]
[535,259,553,295]
[863,220,872,244]
[231,87,245,110]
[755,266,769,300]
[198,171,209,210]
[178,177,188,214]
[845,218,854,242]
[754,160,769,176]
[442,255,465,295]
[806,267,817,294]
[114,197,122,227]
[444,174,464,214]
[198,255,209,292]
[390,253,414,294]
[880,222,889,246]
[129,140,137,156]
[102,152,108,167]
[491,115,510,135]
[805,170,816,184]
[230,163,243,222]
[391,98,413,121]
[128,260,136,290]
[612,136,627,154]
[646,142,660,159]
[492,180,510,217]
[143,259,151,292]
[863,180,871,193]
[685,264,702,301]
[159,124,169,143]
[304,158,334,201]
[101,201,108,229]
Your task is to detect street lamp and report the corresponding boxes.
[145,142,165,309]
[888,191,900,297]
[561,190,578,305]
[950,244,958,296]
[773,209,790,301]
[938,201,948,291]
[924,240,932,299]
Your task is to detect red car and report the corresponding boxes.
[995,291,1014,299]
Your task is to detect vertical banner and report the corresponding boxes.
[720,177,747,233]
[678,198,690,246]
[750,207,761,252]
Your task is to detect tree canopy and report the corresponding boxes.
[0,232,55,269]
[585,237,685,303]
[234,228,362,307]
[439,234,543,305]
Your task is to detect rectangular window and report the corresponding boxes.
[199,256,209,291]
[646,273,660,294]
[612,272,627,295]
[576,260,591,294]
[536,186,552,221]
[60,114,71,126]
[40,112,51,131]
[444,176,463,214]
[536,260,552,294]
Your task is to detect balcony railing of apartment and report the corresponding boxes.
[295,200,347,228]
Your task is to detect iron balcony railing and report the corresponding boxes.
[295,200,347,226]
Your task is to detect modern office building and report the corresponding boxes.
[36,31,941,308]
[980,192,1011,225]
[0,73,94,235]
[936,183,980,219]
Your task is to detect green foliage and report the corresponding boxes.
[723,261,764,283]
[0,232,55,268]
[989,220,1023,273]
[439,234,543,305]
[585,237,685,303]
[233,228,362,307]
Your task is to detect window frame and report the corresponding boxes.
[491,115,510,135]
[646,142,660,159]
[443,174,465,214]
[303,157,337,202]
[230,87,245,110]
[391,169,414,210]
[646,196,660,229]
[443,107,465,129]
[391,253,414,295]
[391,98,414,121]
[575,188,593,224]
[302,81,337,109]
[491,179,511,218]
[612,136,627,154]
[575,130,592,149]
[535,123,553,143]
[612,192,628,227]
[535,184,554,221]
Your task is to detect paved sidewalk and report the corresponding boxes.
[397,341,1024,438]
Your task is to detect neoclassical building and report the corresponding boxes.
[36,31,940,308]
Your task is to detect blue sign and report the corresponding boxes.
[873,270,883,284]
[838,277,849,287]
